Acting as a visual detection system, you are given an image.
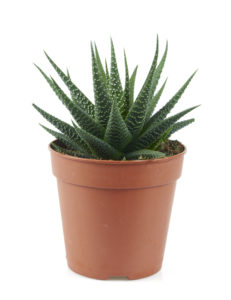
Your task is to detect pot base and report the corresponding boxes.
[68,262,162,280]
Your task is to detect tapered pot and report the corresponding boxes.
[49,142,185,280]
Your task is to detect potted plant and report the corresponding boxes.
[33,37,199,280]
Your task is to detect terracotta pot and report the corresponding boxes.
[49,142,185,280]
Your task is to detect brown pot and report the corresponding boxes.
[49,142,185,280]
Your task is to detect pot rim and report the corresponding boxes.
[49,140,186,165]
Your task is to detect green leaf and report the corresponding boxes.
[167,118,195,138]
[52,78,105,138]
[126,105,199,151]
[146,41,168,104]
[94,43,107,84]
[40,125,84,152]
[146,71,197,128]
[119,51,130,118]
[91,44,112,128]
[145,78,167,122]
[44,52,95,118]
[51,142,97,159]
[137,36,160,97]
[104,100,132,150]
[33,104,89,151]
[125,149,165,160]
[129,66,138,107]
[33,103,76,138]
[151,126,173,150]
[125,38,162,137]
[109,39,123,107]
[66,68,71,79]
[73,123,122,160]
[105,59,110,89]
[35,65,104,138]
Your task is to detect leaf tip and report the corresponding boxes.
[43,50,49,59]
[39,123,45,129]
[90,41,95,56]
[156,34,159,45]
[194,69,199,75]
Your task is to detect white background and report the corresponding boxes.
[0,0,231,299]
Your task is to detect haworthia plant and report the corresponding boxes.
[44,52,95,118]
[33,38,199,160]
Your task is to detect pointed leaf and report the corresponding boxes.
[91,44,112,128]
[109,39,123,107]
[125,38,163,137]
[145,78,167,122]
[104,100,132,150]
[52,78,105,138]
[119,51,130,118]
[73,123,122,160]
[137,35,160,96]
[151,126,173,150]
[146,71,197,128]
[40,125,84,152]
[33,103,76,138]
[129,66,138,107]
[66,68,71,79]
[167,118,195,138]
[35,65,104,138]
[105,59,110,89]
[125,149,165,160]
[126,105,199,151]
[51,142,97,159]
[146,41,168,103]
[94,43,106,84]
[44,52,95,117]
[33,104,89,152]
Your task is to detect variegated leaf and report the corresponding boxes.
[33,104,90,152]
[73,123,122,160]
[145,78,167,122]
[94,43,107,84]
[167,118,195,138]
[119,51,130,118]
[35,65,104,138]
[125,38,162,137]
[91,44,112,128]
[129,66,138,107]
[105,59,110,89]
[126,105,199,151]
[146,71,197,128]
[40,125,84,152]
[44,52,95,117]
[125,149,165,160]
[109,39,123,107]
[146,41,168,103]
[104,100,132,150]
[51,142,97,159]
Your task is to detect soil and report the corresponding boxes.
[51,139,185,160]
[158,140,185,156]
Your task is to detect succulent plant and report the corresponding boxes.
[33,37,199,160]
